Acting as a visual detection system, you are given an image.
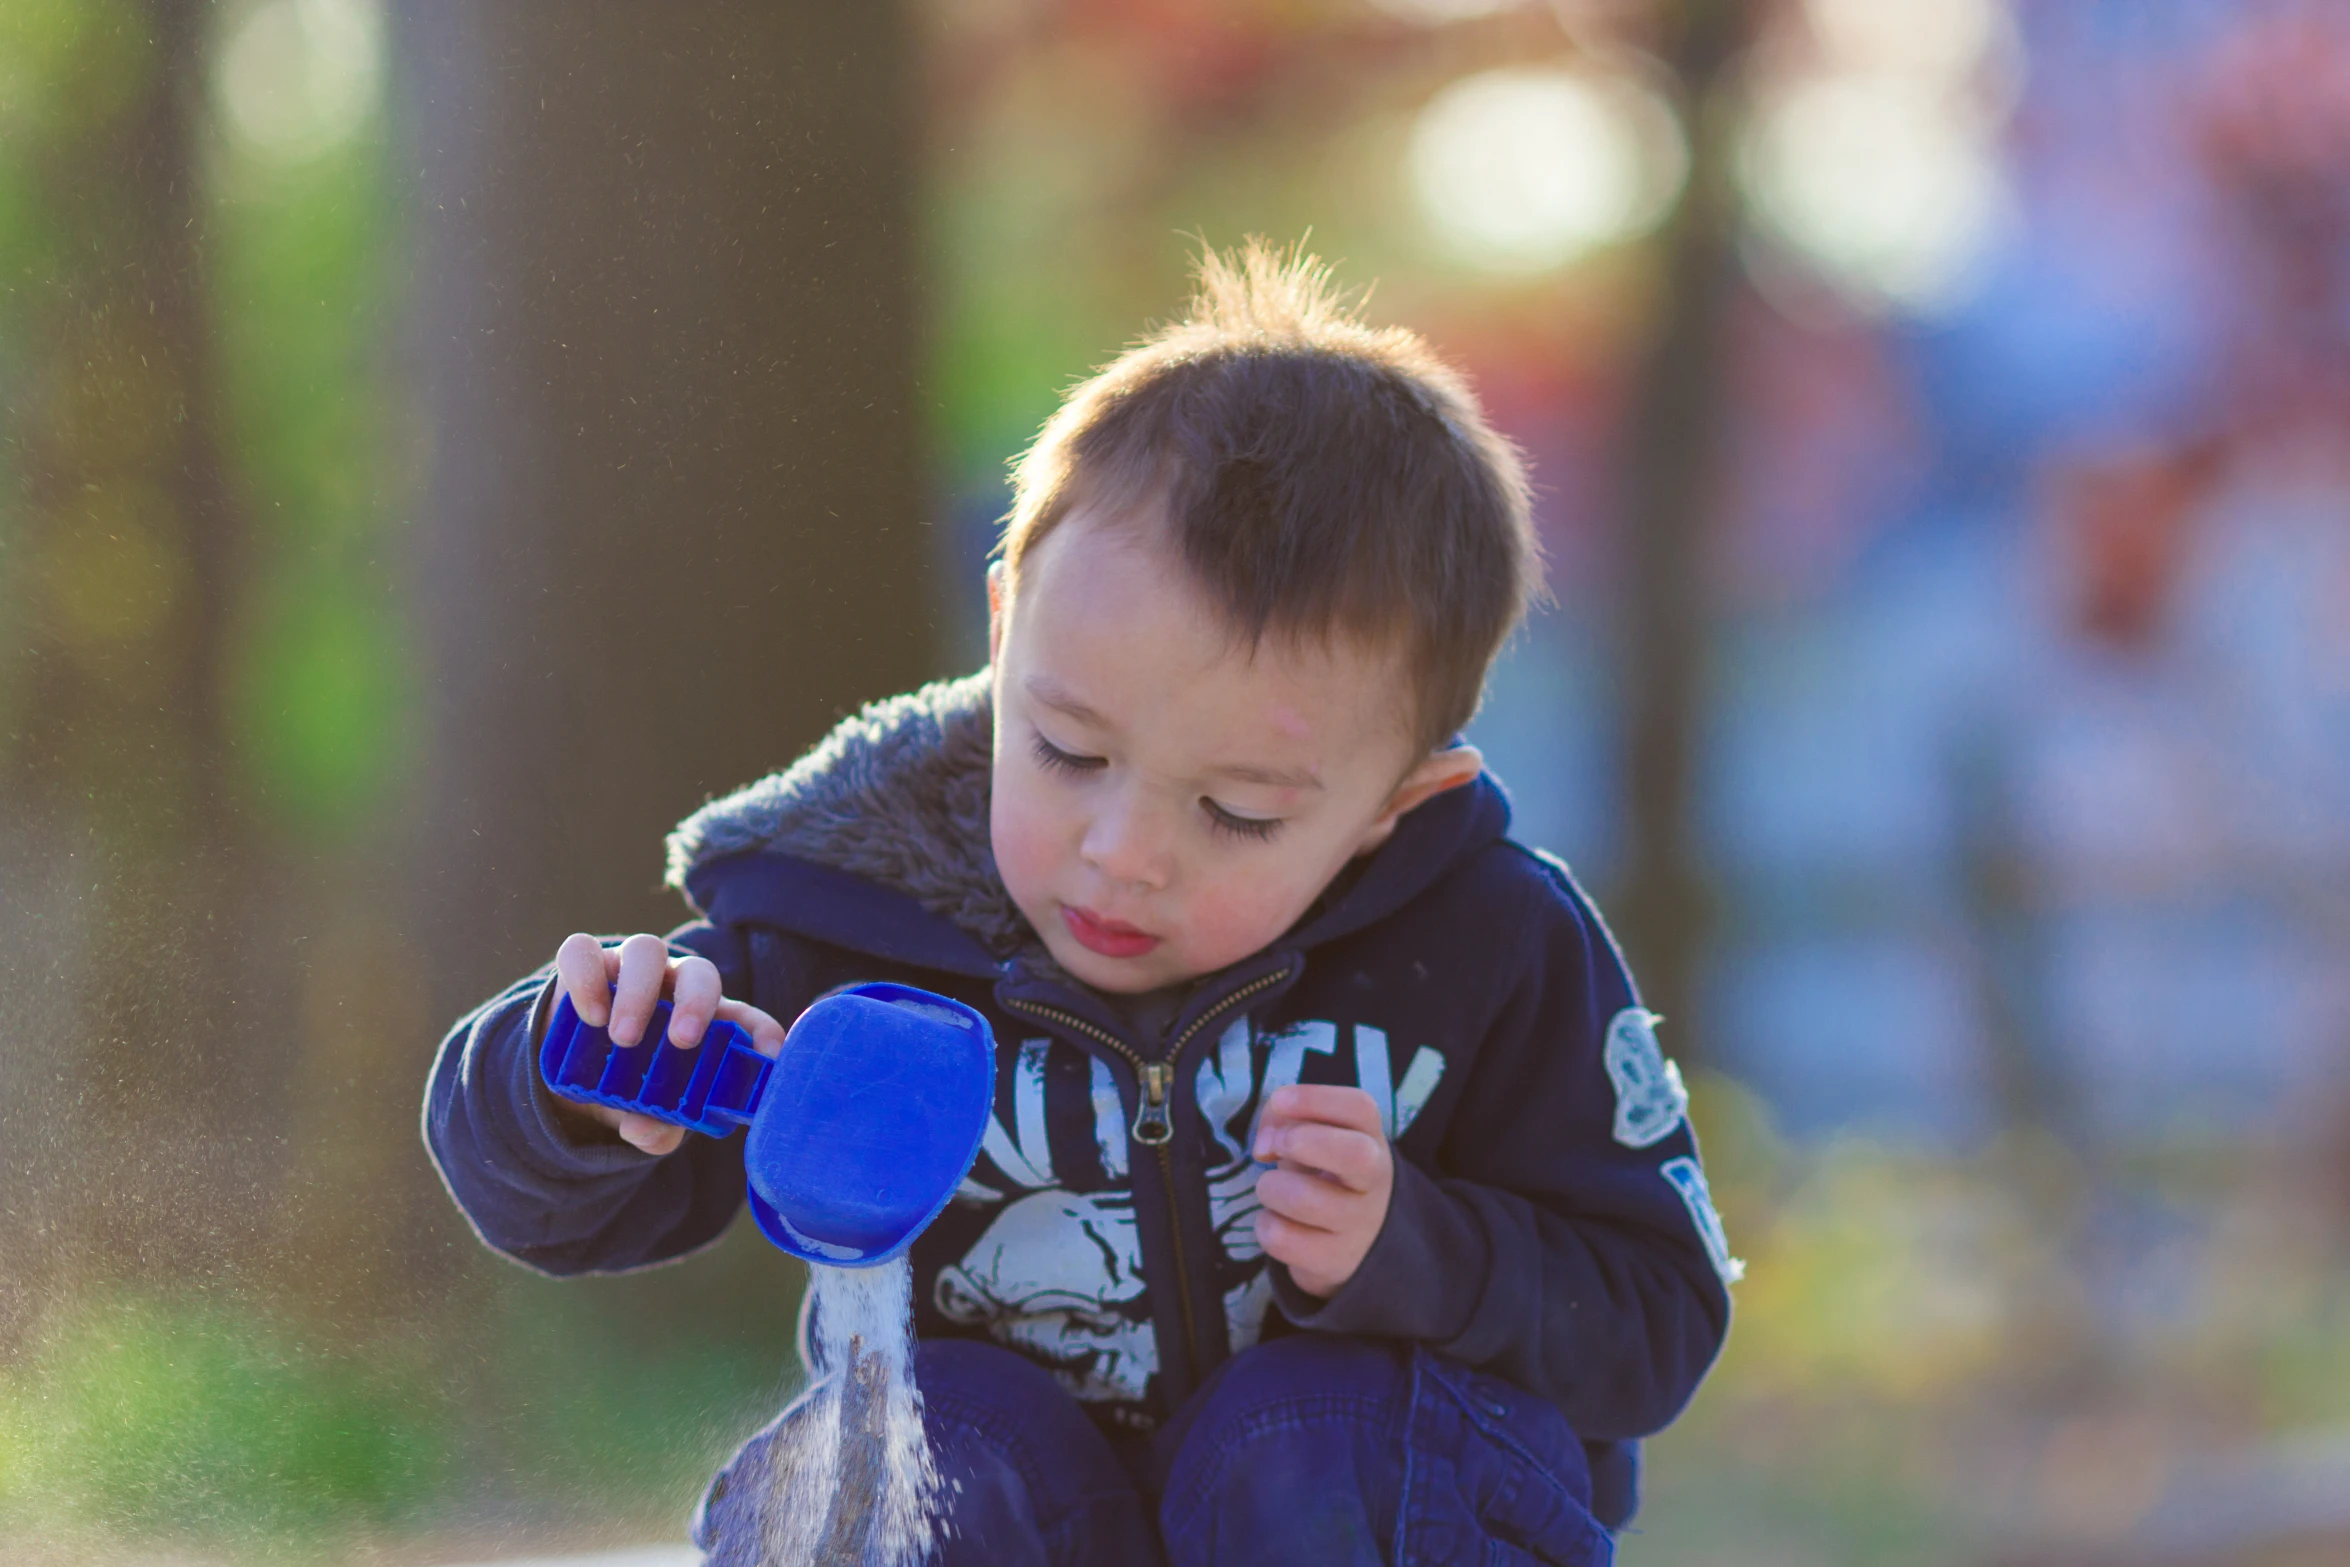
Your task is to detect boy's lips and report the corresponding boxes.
[1061,904,1161,958]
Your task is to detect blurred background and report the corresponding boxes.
[3,0,2348,1562]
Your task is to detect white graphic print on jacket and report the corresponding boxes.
[933,1018,1447,1403]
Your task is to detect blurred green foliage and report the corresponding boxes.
[0,1264,798,1561]
[205,13,412,840]
[469,1272,799,1529]
[0,0,409,837]
[0,1292,454,1543]
[0,0,151,763]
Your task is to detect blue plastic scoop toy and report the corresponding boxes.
[539,981,995,1267]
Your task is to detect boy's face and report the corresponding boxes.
[988,508,1481,995]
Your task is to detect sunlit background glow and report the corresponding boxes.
[1808,0,2011,82]
[1737,0,2021,314]
[212,0,384,165]
[1368,0,1525,24]
[1407,64,1689,274]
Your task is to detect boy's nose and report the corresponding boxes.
[1080,796,1172,891]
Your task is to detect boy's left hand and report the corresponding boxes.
[1251,1085,1393,1299]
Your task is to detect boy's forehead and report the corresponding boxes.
[1011,522,1411,767]
[1020,504,1399,671]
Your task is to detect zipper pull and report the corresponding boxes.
[1132,1062,1173,1146]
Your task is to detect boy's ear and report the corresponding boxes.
[1354,744,1483,857]
[986,560,1008,665]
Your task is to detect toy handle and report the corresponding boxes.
[538,990,774,1137]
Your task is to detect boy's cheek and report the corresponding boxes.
[1183,862,1324,965]
[989,787,1064,910]
[1175,879,1284,969]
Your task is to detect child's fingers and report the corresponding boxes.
[1255,1202,1372,1299]
[1257,1123,1387,1192]
[615,1112,684,1156]
[1254,1207,1323,1252]
[608,934,671,1046]
[555,933,614,1025]
[1254,1208,1346,1282]
[1254,1209,1332,1267]
[666,956,722,1047]
[1260,1084,1385,1139]
[716,999,788,1057]
[1256,1167,1363,1232]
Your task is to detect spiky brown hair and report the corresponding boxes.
[1000,240,1541,754]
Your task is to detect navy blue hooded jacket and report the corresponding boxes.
[423,672,1736,1524]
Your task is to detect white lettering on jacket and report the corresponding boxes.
[941,1016,1448,1402]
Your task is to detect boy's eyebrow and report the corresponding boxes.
[1211,761,1323,791]
[1025,676,1113,729]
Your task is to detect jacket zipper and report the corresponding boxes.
[1001,963,1294,1380]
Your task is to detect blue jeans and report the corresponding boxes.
[695,1334,1614,1566]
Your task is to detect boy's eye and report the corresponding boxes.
[1031,733,1105,776]
[1204,799,1283,843]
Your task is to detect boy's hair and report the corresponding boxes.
[1001,240,1542,756]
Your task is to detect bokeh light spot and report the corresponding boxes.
[1367,0,1523,26]
[1806,0,2007,83]
[212,0,382,166]
[1407,65,1688,275]
[1738,72,2009,314]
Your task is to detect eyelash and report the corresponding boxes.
[1204,800,1284,843]
[1029,733,1285,843]
[1030,733,1104,776]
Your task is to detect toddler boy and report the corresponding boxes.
[424,243,1737,1565]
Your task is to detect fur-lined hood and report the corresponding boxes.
[664,669,1034,956]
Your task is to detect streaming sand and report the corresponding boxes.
[755,1258,936,1567]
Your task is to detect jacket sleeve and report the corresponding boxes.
[1272,853,1735,1440]
[420,922,786,1275]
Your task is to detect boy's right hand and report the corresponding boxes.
[551,932,787,1156]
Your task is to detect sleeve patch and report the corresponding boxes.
[1661,1156,1745,1286]
[1604,1007,1689,1149]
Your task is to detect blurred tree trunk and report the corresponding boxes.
[0,0,265,1317]
[1611,0,1747,1067]
[391,4,930,1277]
